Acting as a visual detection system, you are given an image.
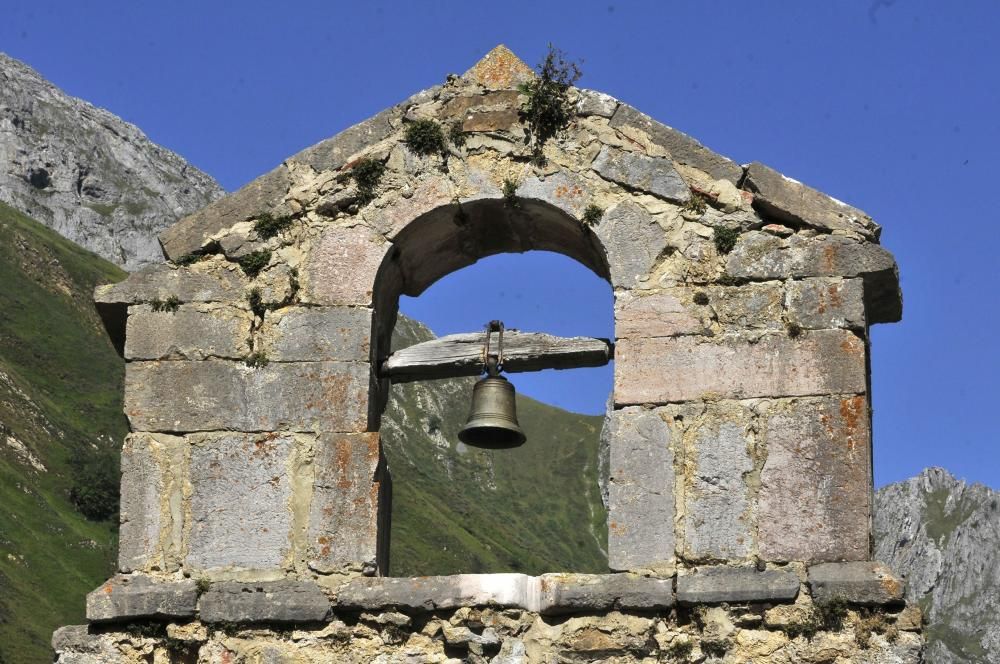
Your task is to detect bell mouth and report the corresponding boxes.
[458,422,526,449]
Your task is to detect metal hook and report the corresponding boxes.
[482,320,504,376]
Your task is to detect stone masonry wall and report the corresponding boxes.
[78,45,917,661]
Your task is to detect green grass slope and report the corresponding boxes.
[0,201,127,664]
[382,317,609,576]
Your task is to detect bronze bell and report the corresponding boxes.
[458,321,526,449]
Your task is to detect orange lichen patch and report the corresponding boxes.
[335,440,353,490]
[827,283,843,308]
[103,583,114,594]
[463,45,534,90]
[839,396,866,452]
[822,244,838,272]
[880,576,903,597]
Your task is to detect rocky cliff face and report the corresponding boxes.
[875,467,1000,663]
[0,52,223,270]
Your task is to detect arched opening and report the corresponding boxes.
[370,199,614,576]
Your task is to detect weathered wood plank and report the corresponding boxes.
[382,331,614,382]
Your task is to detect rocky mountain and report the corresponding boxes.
[0,52,223,270]
[875,467,1000,663]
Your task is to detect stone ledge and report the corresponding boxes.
[808,562,905,605]
[538,574,674,615]
[676,567,800,605]
[199,580,331,623]
[86,576,197,622]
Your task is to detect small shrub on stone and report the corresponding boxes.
[173,252,203,266]
[684,192,710,215]
[150,295,181,313]
[519,44,582,161]
[701,639,728,657]
[786,321,803,338]
[581,204,603,226]
[502,178,520,208]
[245,352,269,368]
[195,578,212,594]
[248,288,267,318]
[713,226,740,255]
[665,638,694,658]
[448,122,467,148]
[352,157,386,205]
[816,598,850,631]
[855,608,897,647]
[693,291,710,306]
[404,119,446,156]
[236,250,271,278]
[253,211,294,240]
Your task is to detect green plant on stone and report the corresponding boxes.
[351,157,387,205]
[684,192,709,215]
[150,295,181,313]
[816,598,850,632]
[581,204,603,226]
[248,288,267,318]
[519,44,582,162]
[713,226,740,255]
[252,211,294,240]
[404,119,446,156]
[195,578,212,594]
[245,352,269,368]
[502,178,520,208]
[786,321,803,338]
[665,639,694,658]
[449,122,467,148]
[236,250,271,278]
[173,252,203,266]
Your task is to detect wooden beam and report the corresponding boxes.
[382,331,614,382]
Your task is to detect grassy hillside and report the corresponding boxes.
[0,201,127,664]
[383,317,609,576]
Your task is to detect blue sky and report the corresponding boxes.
[3,1,998,488]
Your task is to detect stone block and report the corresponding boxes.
[576,89,619,118]
[186,433,294,570]
[160,165,293,260]
[615,330,866,405]
[591,200,667,288]
[462,45,534,89]
[125,303,252,360]
[86,575,197,622]
[335,574,531,611]
[607,407,675,572]
[365,175,456,238]
[592,145,690,203]
[289,104,402,173]
[199,580,331,623]
[725,232,901,324]
[51,625,93,653]
[785,278,865,330]
[682,405,754,560]
[300,224,392,306]
[307,433,382,573]
[516,171,590,219]
[124,360,370,433]
[442,91,521,118]
[118,433,187,573]
[258,306,371,362]
[609,104,743,184]
[537,574,674,614]
[462,109,520,132]
[614,290,703,339]
[699,282,785,331]
[808,562,905,605]
[94,263,245,306]
[743,161,879,239]
[676,567,800,604]
[758,396,872,562]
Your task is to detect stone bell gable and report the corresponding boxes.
[58,46,922,662]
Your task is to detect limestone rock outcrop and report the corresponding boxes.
[0,52,223,269]
[875,467,1000,663]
